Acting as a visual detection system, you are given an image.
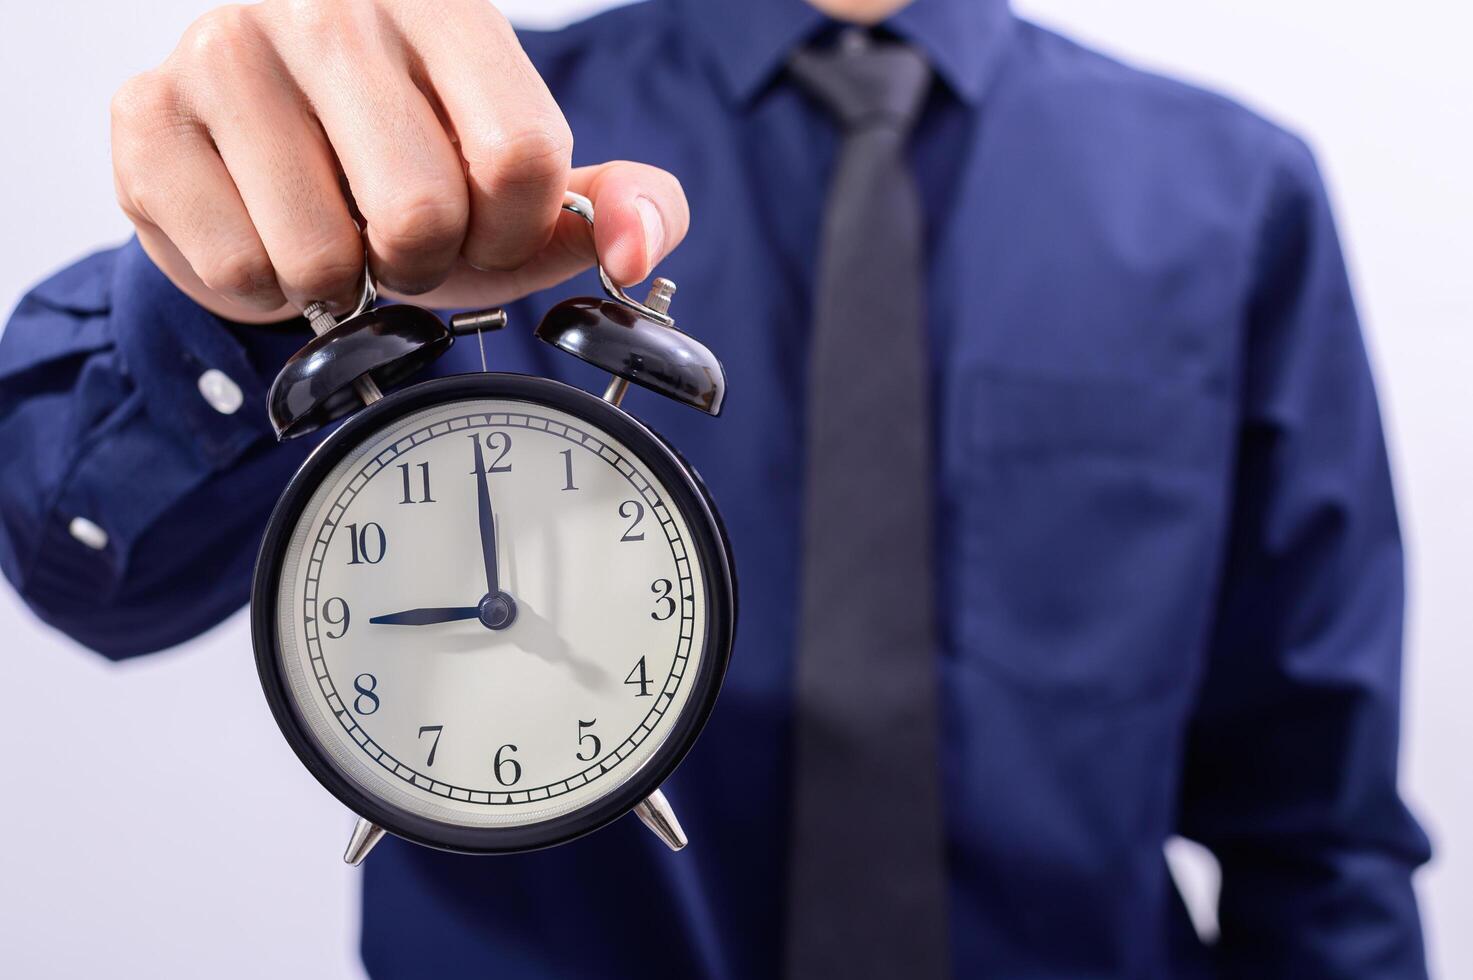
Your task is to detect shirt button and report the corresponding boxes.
[197,368,243,415]
[68,516,109,551]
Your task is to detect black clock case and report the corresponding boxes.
[251,372,737,855]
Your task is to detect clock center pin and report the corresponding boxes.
[478,591,518,631]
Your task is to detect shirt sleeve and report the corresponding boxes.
[1177,133,1431,975]
[0,237,311,659]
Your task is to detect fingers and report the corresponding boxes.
[181,6,366,311]
[390,0,572,272]
[267,1,469,297]
[568,161,690,286]
[110,0,688,325]
[111,69,289,316]
[391,160,689,311]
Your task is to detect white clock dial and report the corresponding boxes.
[273,397,708,829]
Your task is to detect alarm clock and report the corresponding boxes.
[250,192,736,863]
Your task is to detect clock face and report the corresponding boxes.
[261,379,728,845]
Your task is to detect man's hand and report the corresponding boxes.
[109,0,689,323]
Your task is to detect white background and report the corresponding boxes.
[0,1,1468,976]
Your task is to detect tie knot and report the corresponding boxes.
[789,31,931,133]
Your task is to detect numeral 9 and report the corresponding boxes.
[322,597,350,638]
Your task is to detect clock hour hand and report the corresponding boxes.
[368,607,480,626]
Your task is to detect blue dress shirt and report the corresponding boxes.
[0,0,1430,975]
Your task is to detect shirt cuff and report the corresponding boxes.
[109,235,277,471]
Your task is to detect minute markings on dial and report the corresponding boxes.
[298,410,698,805]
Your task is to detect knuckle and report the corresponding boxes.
[110,74,210,230]
[280,0,367,42]
[197,243,277,299]
[280,237,365,302]
[113,175,154,227]
[179,5,260,67]
[465,121,572,194]
[112,181,144,225]
[113,193,153,233]
[112,161,158,224]
[370,191,468,258]
[109,77,179,217]
[110,71,176,134]
[477,2,515,35]
[461,124,572,270]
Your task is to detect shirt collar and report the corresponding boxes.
[672,0,1016,106]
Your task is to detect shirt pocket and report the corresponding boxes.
[949,365,1233,706]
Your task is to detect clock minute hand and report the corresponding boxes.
[470,434,500,597]
[368,607,481,626]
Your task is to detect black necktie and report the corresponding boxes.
[785,31,949,980]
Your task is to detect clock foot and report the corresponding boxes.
[634,788,688,852]
[343,817,386,866]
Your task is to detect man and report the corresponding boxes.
[0,0,1430,976]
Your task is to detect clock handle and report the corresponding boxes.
[301,265,384,405]
[560,191,677,329]
[534,191,727,417]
